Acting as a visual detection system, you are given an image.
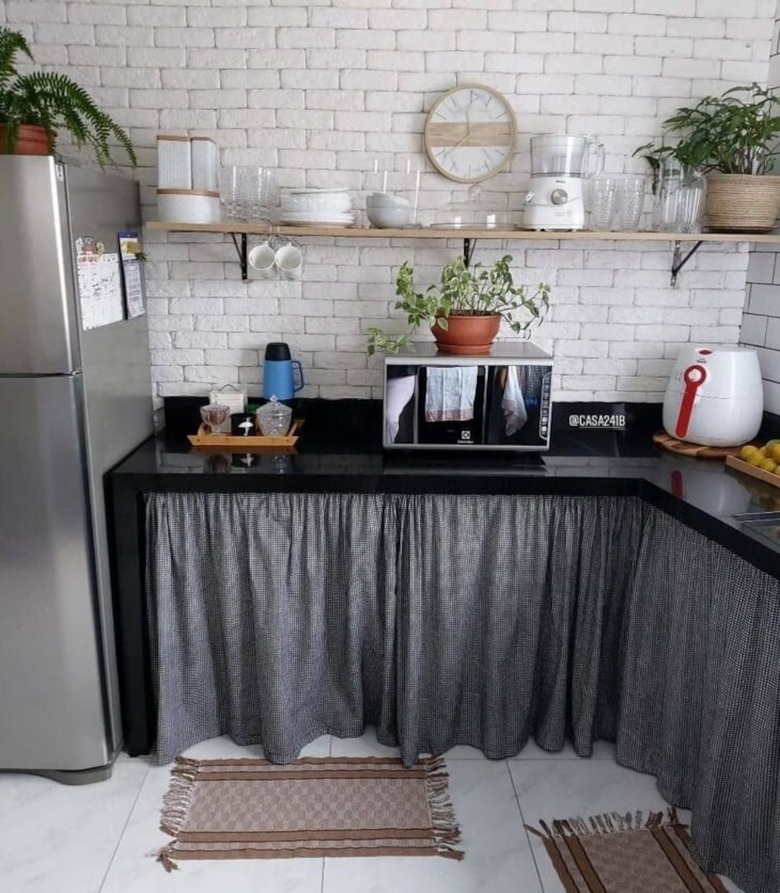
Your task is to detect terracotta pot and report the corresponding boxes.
[0,124,54,156]
[431,314,501,355]
[704,173,780,233]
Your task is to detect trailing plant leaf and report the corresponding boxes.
[366,326,411,356]
[0,27,136,167]
[366,254,550,355]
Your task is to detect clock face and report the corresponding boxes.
[424,85,517,184]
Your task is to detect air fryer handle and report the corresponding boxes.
[292,360,304,393]
[675,364,707,439]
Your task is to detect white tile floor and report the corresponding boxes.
[0,731,744,893]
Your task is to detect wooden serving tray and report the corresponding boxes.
[725,455,780,489]
[188,420,301,450]
[652,430,743,459]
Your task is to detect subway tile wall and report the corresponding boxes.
[741,10,780,415]
[4,0,777,406]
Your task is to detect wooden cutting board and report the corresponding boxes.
[652,430,744,459]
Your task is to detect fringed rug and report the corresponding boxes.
[527,809,727,893]
[157,755,463,871]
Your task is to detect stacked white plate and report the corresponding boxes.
[280,188,355,226]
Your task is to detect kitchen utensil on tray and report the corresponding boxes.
[199,403,231,433]
[257,397,293,437]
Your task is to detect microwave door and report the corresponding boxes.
[385,366,418,445]
[484,365,551,447]
[418,365,485,445]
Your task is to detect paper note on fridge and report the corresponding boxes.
[75,236,125,330]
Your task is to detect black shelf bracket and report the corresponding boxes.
[670,239,703,287]
[230,232,248,280]
[463,237,477,268]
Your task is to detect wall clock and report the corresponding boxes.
[423,84,517,184]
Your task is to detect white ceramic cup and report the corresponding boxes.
[248,242,276,278]
[275,243,303,280]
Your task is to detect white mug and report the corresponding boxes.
[275,243,303,280]
[247,242,276,278]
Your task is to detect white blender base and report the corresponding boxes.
[523,222,584,231]
[522,209,585,231]
[524,175,585,231]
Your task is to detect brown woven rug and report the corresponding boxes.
[527,809,727,893]
[157,755,463,871]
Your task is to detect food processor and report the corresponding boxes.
[523,135,604,231]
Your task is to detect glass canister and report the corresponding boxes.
[256,397,292,437]
[653,163,706,233]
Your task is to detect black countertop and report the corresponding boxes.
[110,400,780,579]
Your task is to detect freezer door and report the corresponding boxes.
[65,164,153,747]
[0,375,112,770]
[0,156,79,375]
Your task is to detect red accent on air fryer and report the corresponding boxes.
[675,364,708,439]
[698,348,712,355]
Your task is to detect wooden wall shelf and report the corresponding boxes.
[145,221,780,286]
[146,221,780,243]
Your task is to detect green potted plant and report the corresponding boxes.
[636,83,780,232]
[0,27,136,166]
[366,254,550,356]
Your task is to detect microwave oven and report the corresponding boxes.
[383,343,553,451]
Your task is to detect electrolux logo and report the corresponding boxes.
[568,414,626,430]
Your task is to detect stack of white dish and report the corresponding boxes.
[366,192,411,228]
[279,188,355,226]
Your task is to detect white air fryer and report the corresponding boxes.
[662,346,763,447]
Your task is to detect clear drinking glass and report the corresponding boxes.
[614,175,648,231]
[218,165,242,220]
[653,163,705,233]
[589,176,618,230]
[237,167,279,223]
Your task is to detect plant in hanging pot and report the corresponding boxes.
[635,83,780,233]
[0,27,136,166]
[366,254,550,356]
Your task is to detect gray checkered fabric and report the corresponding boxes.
[617,507,780,893]
[144,492,780,893]
[145,492,399,765]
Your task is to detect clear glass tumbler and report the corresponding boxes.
[589,176,618,230]
[653,164,705,233]
[237,167,279,223]
[614,175,648,231]
[218,165,242,220]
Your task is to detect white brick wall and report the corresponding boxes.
[8,0,777,406]
[740,1,780,415]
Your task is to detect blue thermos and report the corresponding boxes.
[262,342,304,401]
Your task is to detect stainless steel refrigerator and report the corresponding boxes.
[0,156,153,783]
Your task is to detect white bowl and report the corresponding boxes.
[367,205,411,228]
[366,192,411,210]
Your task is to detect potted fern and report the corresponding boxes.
[367,254,550,356]
[636,83,780,233]
[0,27,136,166]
